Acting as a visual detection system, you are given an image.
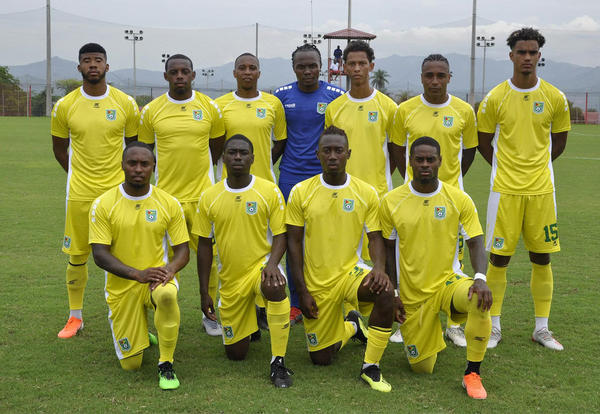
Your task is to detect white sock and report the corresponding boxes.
[70,309,82,320]
[535,317,548,332]
[362,362,378,369]
[449,324,460,329]
[491,316,501,331]
[348,321,358,334]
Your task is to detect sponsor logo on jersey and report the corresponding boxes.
[343,199,355,212]
[368,111,378,122]
[284,103,296,108]
[434,206,446,219]
[93,103,100,108]
[105,109,117,121]
[433,111,439,117]
[145,209,157,222]
[180,106,186,111]
[307,333,318,346]
[256,108,266,119]
[443,116,454,128]
[63,236,71,248]
[118,337,131,352]
[317,102,327,114]
[223,326,234,339]
[533,101,544,113]
[406,344,419,358]
[192,110,203,120]
[246,201,257,215]
[493,237,504,249]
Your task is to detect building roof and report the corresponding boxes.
[323,28,376,40]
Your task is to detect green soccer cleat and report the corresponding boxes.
[148,332,158,346]
[360,364,392,393]
[158,362,180,390]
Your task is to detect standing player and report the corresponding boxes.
[139,54,224,337]
[193,135,293,388]
[477,28,570,350]
[273,44,344,324]
[51,43,139,338]
[287,126,402,393]
[90,142,189,390]
[381,137,492,399]
[390,53,478,346]
[215,53,286,183]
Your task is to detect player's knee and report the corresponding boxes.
[410,355,436,374]
[225,343,249,361]
[309,346,335,366]
[529,251,550,265]
[152,284,178,308]
[374,288,394,312]
[490,253,510,267]
[119,352,143,371]
[261,283,286,302]
[69,254,88,266]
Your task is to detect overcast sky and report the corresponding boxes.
[1,0,599,69]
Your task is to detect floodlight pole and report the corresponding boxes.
[202,69,214,90]
[45,0,52,116]
[468,0,476,106]
[476,35,495,98]
[124,29,144,101]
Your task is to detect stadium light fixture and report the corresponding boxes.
[124,28,144,101]
[201,69,214,90]
[538,57,546,67]
[476,35,495,98]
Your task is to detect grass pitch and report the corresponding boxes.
[0,118,598,413]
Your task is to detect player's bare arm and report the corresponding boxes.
[92,243,169,284]
[466,235,493,311]
[287,224,318,319]
[271,139,287,164]
[551,131,568,161]
[262,233,287,287]
[384,238,406,323]
[461,147,477,176]
[209,134,225,165]
[363,231,393,295]
[196,236,217,321]
[52,136,70,172]
[390,143,407,179]
[477,132,495,165]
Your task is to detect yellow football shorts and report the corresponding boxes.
[63,199,93,256]
[486,191,560,255]
[400,273,472,364]
[303,263,371,352]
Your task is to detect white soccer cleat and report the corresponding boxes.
[532,327,564,351]
[445,326,467,347]
[202,316,223,337]
[389,327,404,343]
[487,326,502,349]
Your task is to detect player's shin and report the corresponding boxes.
[531,263,553,318]
[266,297,291,357]
[456,291,491,363]
[152,284,180,363]
[66,254,88,311]
[364,326,392,365]
[487,263,508,317]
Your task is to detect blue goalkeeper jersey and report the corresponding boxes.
[274,80,344,179]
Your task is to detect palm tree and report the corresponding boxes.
[370,69,389,92]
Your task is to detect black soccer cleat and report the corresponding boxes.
[270,356,293,388]
[345,310,369,344]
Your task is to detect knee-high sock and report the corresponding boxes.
[152,284,180,364]
[410,354,437,374]
[487,263,508,317]
[266,297,290,357]
[341,321,356,349]
[447,316,461,328]
[67,254,88,310]
[119,351,143,371]
[364,326,392,365]
[453,286,491,363]
[531,263,553,318]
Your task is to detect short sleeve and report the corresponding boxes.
[272,98,287,141]
[51,98,69,139]
[324,105,333,129]
[459,194,483,240]
[138,104,154,144]
[89,197,112,245]
[124,96,140,138]
[209,99,225,139]
[390,106,408,146]
[285,184,305,227]
[192,193,214,238]
[462,106,479,149]
[166,198,190,246]
[379,196,397,240]
[268,186,287,235]
[364,187,381,234]
[550,91,571,133]
[477,92,497,134]
[384,99,398,141]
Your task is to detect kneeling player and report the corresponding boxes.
[193,135,293,388]
[90,142,189,390]
[380,137,492,399]
[286,126,404,393]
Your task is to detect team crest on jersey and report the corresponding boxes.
[246,201,257,215]
[256,108,266,119]
[223,326,234,339]
[443,116,454,128]
[307,333,319,347]
[493,237,504,249]
[406,344,419,358]
[145,209,157,222]
[317,102,327,114]
[63,236,71,248]
[343,199,355,212]
[533,101,545,114]
[368,111,378,122]
[105,109,117,121]
[434,206,446,219]
[118,337,131,352]
[192,110,203,120]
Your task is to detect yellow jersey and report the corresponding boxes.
[138,91,224,203]
[477,78,571,195]
[89,184,189,297]
[215,91,286,182]
[324,89,397,196]
[192,176,286,292]
[392,94,477,189]
[380,181,483,306]
[286,174,380,292]
[51,86,139,201]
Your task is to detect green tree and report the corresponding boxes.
[370,69,389,92]
[56,78,82,95]
[135,95,153,107]
[0,66,20,86]
[394,90,413,104]
[567,100,584,122]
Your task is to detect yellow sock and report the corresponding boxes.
[341,321,356,349]
[452,284,491,362]
[410,354,437,374]
[447,317,461,327]
[119,352,143,371]
[364,326,392,365]
[66,254,88,310]
[152,284,180,364]
[487,263,508,316]
[266,297,290,357]
[531,263,553,318]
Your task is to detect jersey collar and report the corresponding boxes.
[420,94,451,108]
[167,90,196,104]
[224,175,256,193]
[319,173,350,189]
[119,183,153,201]
[233,91,262,102]
[80,85,110,100]
[508,77,540,93]
[408,180,442,197]
[346,89,377,103]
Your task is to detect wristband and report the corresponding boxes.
[474,272,487,282]
[394,289,399,298]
